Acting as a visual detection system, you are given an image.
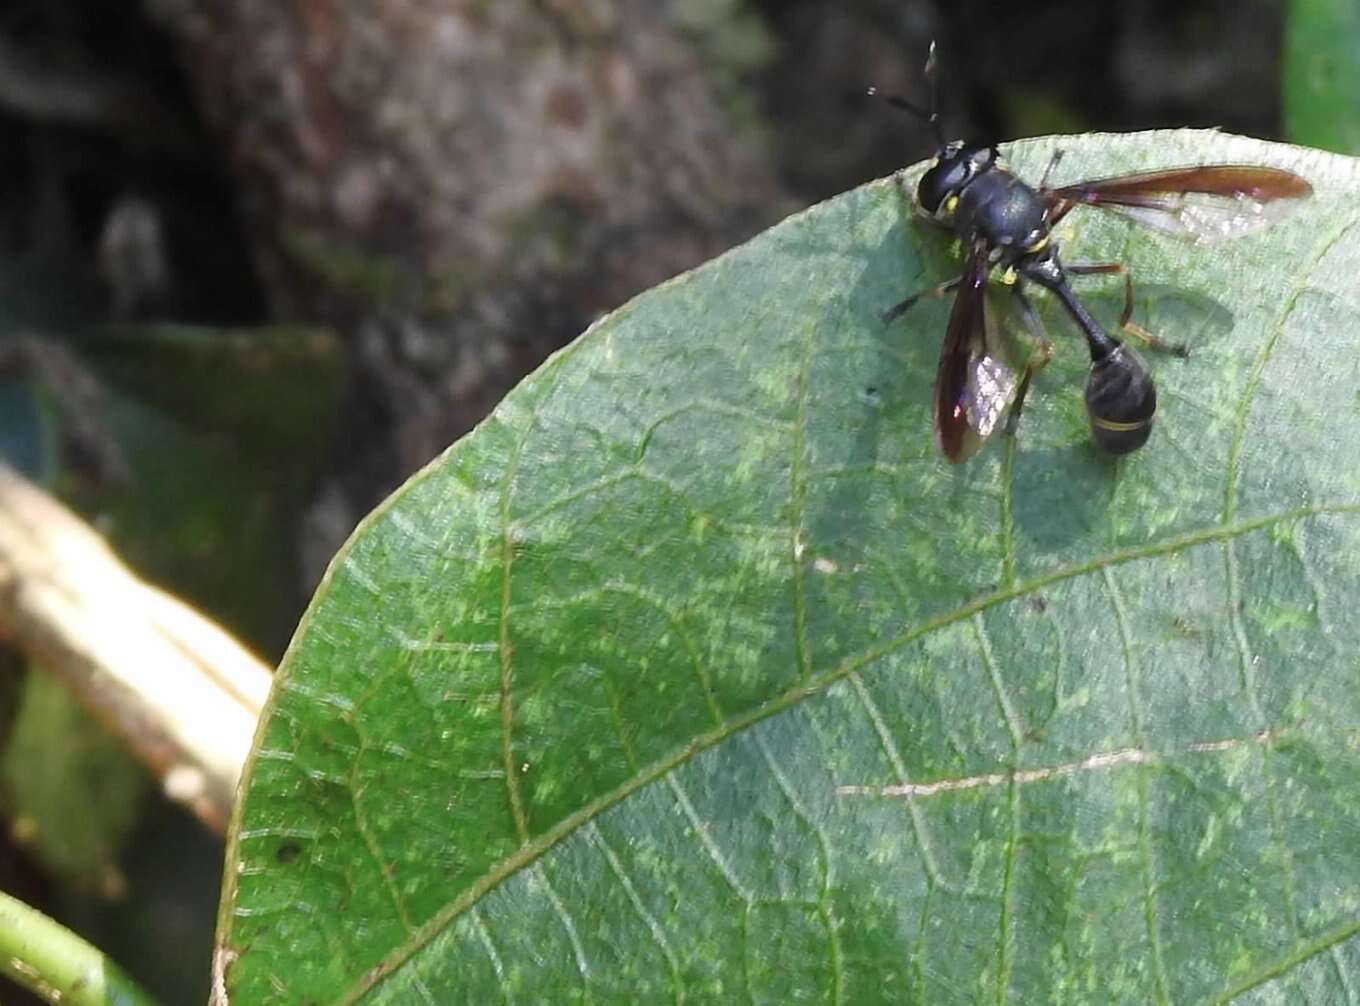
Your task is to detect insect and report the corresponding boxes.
[873,45,1313,461]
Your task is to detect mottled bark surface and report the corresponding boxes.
[143,0,785,520]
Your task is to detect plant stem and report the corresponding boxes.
[0,888,160,1006]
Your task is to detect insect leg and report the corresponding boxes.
[882,274,964,324]
[1115,270,1190,357]
[1005,285,1055,435]
[1044,197,1077,227]
[1037,149,1066,189]
[1038,159,1076,223]
[1065,262,1190,357]
[1064,262,1124,277]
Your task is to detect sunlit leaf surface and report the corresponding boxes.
[219,131,1360,1005]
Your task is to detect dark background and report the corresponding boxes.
[0,1,1293,1002]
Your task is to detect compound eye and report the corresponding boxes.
[917,158,966,214]
[916,163,949,213]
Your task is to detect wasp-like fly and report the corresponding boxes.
[875,45,1313,461]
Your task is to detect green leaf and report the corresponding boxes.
[1284,0,1360,154]
[71,324,343,649]
[83,323,340,452]
[1,672,147,894]
[218,131,1360,1004]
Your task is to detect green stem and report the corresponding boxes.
[0,889,160,1006]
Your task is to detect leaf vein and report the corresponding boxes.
[497,368,572,845]
[846,670,948,890]
[789,312,814,682]
[1208,916,1360,1005]
[1224,539,1303,943]
[347,735,415,934]
[665,774,753,903]
[534,863,591,986]
[598,581,724,725]
[585,822,687,1006]
[1223,216,1359,522]
[972,612,1024,745]
[1330,944,1359,1006]
[469,906,507,991]
[752,728,846,1004]
[994,776,1019,1006]
[1101,567,1168,1004]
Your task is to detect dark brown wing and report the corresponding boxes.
[1046,165,1312,243]
[1052,165,1311,202]
[935,246,1017,462]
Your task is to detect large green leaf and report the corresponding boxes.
[218,131,1360,1004]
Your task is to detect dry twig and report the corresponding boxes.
[0,463,271,833]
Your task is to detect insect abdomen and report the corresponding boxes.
[1085,344,1156,454]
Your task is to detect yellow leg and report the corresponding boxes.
[1066,263,1190,358]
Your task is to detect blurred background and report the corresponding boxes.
[0,0,1352,1001]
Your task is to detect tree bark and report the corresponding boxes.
[143,0,785,518]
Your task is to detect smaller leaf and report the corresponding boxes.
[70,324,343,648]
[84,324,341,451]
[1,671,147,894]
[1284,0,1360,153]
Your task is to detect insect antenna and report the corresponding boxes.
[867,41,944,146]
